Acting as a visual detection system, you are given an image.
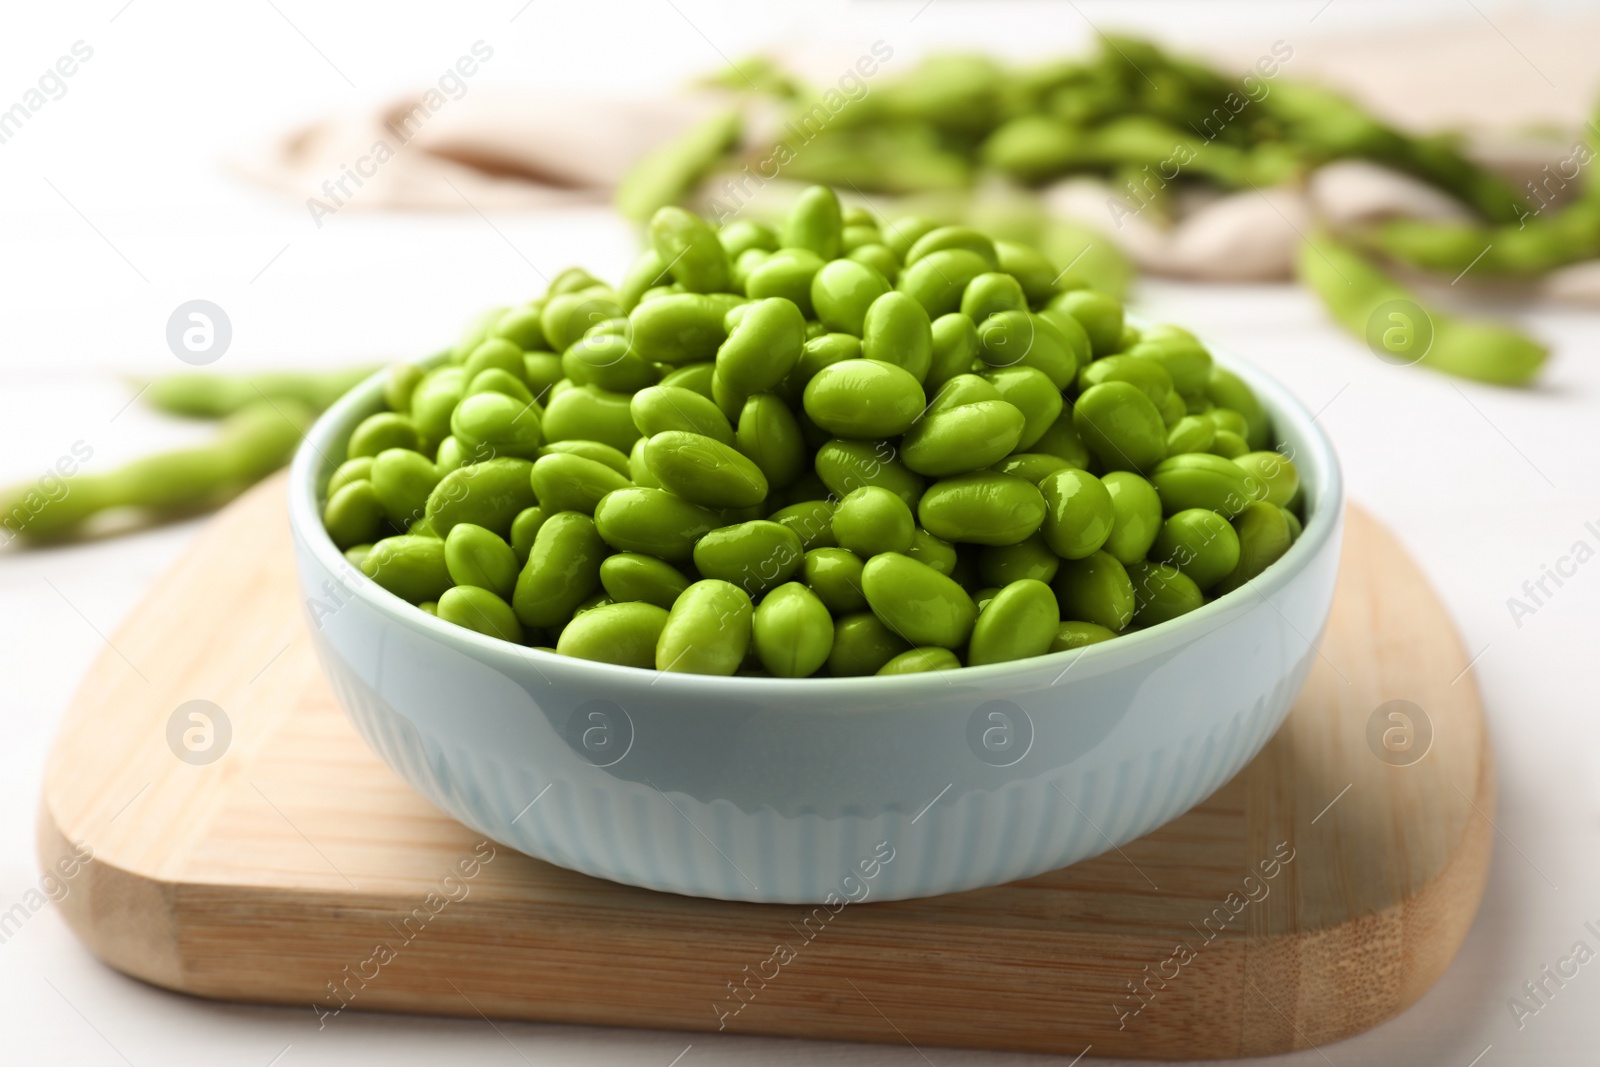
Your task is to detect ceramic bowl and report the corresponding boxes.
[289,350,1342,903]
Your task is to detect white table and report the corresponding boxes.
[3,2,1598,1063]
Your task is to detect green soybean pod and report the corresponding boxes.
[968,579,1059,666]
[1073,381,1167,473]
[716,297,805,394]
[753,582,835,677]
[628,293,733,365]
[1149,453,1255,518]
[327,457,374,496]
[348,412,423,459]
[811,259,891,336]
[529,452,634,515]
[982,365,1063,450]
[426,457,537,539]
[599,552,692,610]
[323,480,385,550]
[656,579,753,675]
[960,272,1028,323]
[693,520,804,596]
[510,506,547,563]
[861,292,934,382]
[541,384,642,455]
[1234,451,1299,508]
[992,452,1074,484]
[813,439,925,509]
[1049,290,1124,358]
[917,471,1046,546]
[643,431,768,509]
[629,384,734,445]
[555,601,669,668]
[861,551,977,649]
[1213,502,1294,596]
[803,359,925,439]
[1033,411,1094,470]
[511,511,608,628]
[828,612,911,676]
[781,185,843,260]
[1053,550,1134,632]
[994,240,1060,306]
[1127,560,1205,627]
[361,535,453,604]
[450,392,543,459]
[744,249,826,317]
[1166,414,1217,456]
[1050,620,1118,652]
[979,531,1060,585]
[768,497,836,547]
[443,523,520,599]
[927,373,1004,416]
[593,487,719,562]
[1205,366,1270,450]
[907,527,958,576]
[735,394,806,491]
[901,401,1025,477]
[650,206,731,293]
[437,586,525,643]
[898,248,991,319]
[1038,467,1114,560]
[1100,470,1163,565]
[927,312,980,392]
[1152,508,1241,591]
[832,486,915,557]
[1077,354,1174,410]
[370,448,441,529]
[878,647,962,674]
[803,547,867,614]
[384,362,426,414]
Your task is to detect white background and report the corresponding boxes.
[2,2,1598,1064]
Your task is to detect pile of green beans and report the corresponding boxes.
[326,185,1306,676]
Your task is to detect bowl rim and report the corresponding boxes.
[288,336,1343,696]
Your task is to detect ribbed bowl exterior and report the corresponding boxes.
[290,352,1343,904]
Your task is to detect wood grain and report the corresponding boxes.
[38,472,1493,1059]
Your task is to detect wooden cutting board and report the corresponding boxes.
[38,472,1492,1060]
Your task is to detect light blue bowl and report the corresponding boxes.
[289,352,1342,903]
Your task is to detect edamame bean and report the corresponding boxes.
[1205,366,1271,450]
[693,520,804,596]
[1039,467,1114,559]
[907,527,958,575]
[1213,502,1293,595]
[976,310,1077,388]
[813,439,925,508]
[562,331,657,394]
[907,226,998,270]
[901,401,1025,476]
[529,452,633,514]
[927,373,1004,416]
[717,297,805,394]
[511,511,608,628]
[753,582,834,677]
[1050,620,1118,651]
[466,368,536,405]
[968,579,1059,665]
[328,456,374,496]
[917,471,1046,546]
[540,439,631,477]
[1124,337,1212,398]
[509,506,547,563]
[593,487,719,562]
[324,480,385,550]
[1072,381,1167,473]
[746,249,826,317]
[558,601,669,667]
[348,412,423,459]
[443,523,521,598]
[370,448,441,528]
[720,219,779,259]
[735,394,806,490]
[832,486,915,557]
[1165,414,1216,455]
[362,535,453,604]
[656,579,752,674]
[494,305,548,351]
[1149,453,1256,517]
[437,586,524,643]
[927,312,980,391]
[599,552,692,610]
[1033,410,1094,469]
[629,384,734,444]
[1210,430,1249,459]
[781,185,843,260]
[979,532,1059,585]
[960,272,1027,321]
[541,289,625,354]
[1234,451,1299,507]
[629,293,733,364]
[804,547,868,613]
[384,363,426,413]
[451,392,543,459]
[463,338,526,383]
[898,248,991,318]
[541,384,641,454]
[982,366,1063,449]
[426,457,537,538]
[861,551,977,648]
[1053,550,1134,631]
[1077,354,1174,410]
[848,243,900,283]
[1049,289,1124,357]
[1151,508,1241,591]
[643,431,768,508]
[1100,470,1162,564]
[803,359,926,439]
[1127,560,1205,627]
[828,612,911,676]
[992,452,1074,484]
[878,647,962,674]
[650,206,731,293]
[838,288,929,384]
[994,240,1060,305]
[812,259,891,335]
[769,499,837,549]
